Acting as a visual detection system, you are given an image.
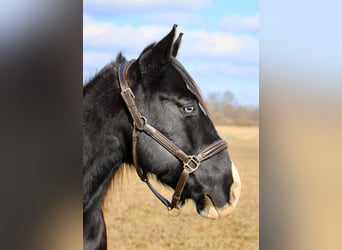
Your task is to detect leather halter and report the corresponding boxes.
[118,59,228,211]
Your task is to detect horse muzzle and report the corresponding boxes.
[199,161,241,219]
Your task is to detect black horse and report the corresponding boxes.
[83,25,241,250]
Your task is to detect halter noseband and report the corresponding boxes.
[118,59,228,211]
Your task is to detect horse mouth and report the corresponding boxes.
[198,161,241,219]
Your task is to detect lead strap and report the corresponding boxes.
[133,125,173,209]
[171,169,190,208]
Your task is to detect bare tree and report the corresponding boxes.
[206,91,258,126]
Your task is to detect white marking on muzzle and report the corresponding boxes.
[230,160,241,207]
[216,160,241,217]
[200,160,241,219]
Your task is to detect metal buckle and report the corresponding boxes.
[183,155,200,173]
[121,87,135,99]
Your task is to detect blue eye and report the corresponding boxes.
[184,105,195,113]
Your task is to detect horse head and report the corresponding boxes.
[122,25,241,219]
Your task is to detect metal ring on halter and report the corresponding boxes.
[135,116,147,131]
[168,205,183,217]
[183,155,200,173]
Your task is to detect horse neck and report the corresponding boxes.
[83,65,133,211]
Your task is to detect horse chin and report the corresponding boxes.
[198,161,241,220]
[198,195,235,219]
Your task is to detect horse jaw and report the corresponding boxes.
[199,161,241,219]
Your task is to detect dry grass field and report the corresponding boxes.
[103,126,259,250]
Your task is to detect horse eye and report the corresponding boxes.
[184,105,195,113]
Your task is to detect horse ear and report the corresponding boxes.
[138,24,177,82]
[172,32,183,57]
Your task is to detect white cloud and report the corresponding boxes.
[84,22,169,51]
[83,51,112,67]
[219,13,259,32]
[180,30,258,63]
[84,19,258,64]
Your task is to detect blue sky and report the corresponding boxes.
[84,0,259,107]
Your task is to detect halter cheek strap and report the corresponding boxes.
[118,60,228,211]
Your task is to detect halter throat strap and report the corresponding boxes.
[118,60,227,210]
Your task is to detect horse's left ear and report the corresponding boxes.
[172,32,183,57]
[138,24,177,82]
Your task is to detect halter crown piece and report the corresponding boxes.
[118,60,228,211]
